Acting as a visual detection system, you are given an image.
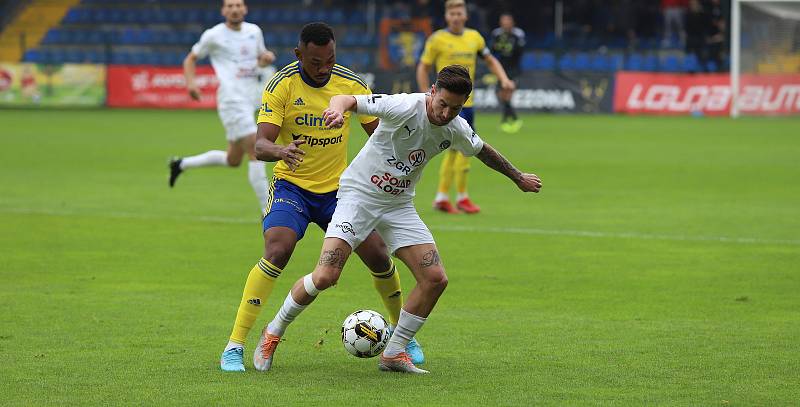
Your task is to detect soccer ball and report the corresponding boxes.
[341,309,390,358]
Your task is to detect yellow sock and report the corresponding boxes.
[454,152,471,194]
[437,150,457,194]
[229,258,282,344]
[371,260,403,326]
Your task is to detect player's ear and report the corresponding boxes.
[294,47,301,62]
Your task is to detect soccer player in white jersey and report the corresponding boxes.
[254,65,542,374]
[168,0,276,210]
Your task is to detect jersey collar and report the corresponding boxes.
[298,62,330,88]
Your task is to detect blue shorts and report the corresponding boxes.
[261,179,338,240]
[459,107,474,130]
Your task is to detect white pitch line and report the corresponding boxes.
[2,206,799,246]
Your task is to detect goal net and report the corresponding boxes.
[731,0,800,116]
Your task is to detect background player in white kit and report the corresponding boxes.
[253,65,542,374]
[168,0,276,210]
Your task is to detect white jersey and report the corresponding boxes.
[192,22,267,105]
[340,93,484,204]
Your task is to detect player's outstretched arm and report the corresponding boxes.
[255,123,305,170]
[322,95,357,129]
[483,54,516,91]
[475,143,542,193]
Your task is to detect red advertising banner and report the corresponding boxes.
[614,71,800,116]
[106,65,219,108]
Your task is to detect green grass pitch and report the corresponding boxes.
[1,108,798,405]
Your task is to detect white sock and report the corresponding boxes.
[224,340,243,352]
[266,292,308,336]
[456,192,469,202]
[180,150,227,170]
[434,192,449,203]
[248,160,269,209]
[383,309,426,357]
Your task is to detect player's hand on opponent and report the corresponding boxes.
[280,139,305,171]
[188,85,201,101]
[323,108,345,129]
[500,79,516,91]
[516,173,542,193]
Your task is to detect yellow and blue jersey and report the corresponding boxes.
[257,61,377,194]
[419,28,490,107]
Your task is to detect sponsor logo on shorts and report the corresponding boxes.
[439,140,451,150]
[408,149,426,167]
[275,198,303,213]
[247,298,261,306]
[335,222,356,236]
[371,173,411,196]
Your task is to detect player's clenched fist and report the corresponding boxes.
[323,108,345,129]
[280,139,306,171]
[516,173,542,193]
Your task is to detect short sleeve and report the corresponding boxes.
[451,118,484,157]
[354,93,408,123]
[419,35,438,66]
[191,29,214,59]
[476,32,491,58]
[516,28,527,48]
[351,83,378,125]
[257,76,288,126]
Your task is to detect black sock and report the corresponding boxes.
[501,101,511,122]
[506,102,517,121]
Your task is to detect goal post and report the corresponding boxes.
[731,0,800,117]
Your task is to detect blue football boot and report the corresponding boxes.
[220,347,245,372]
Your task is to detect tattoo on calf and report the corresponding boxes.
[420,250,441,268]
[319,248,346,269]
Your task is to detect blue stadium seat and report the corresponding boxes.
[42,29,62,45]
[682,54,700,72]
[590,54,610,71]
[558,54,575,70]
[643,54,659,71]
[521,52,535,70]
[661,55,681,72]
[537,52,555,70]
[23,49,42,63]
[574,53,591,70]
[626,53,643,71]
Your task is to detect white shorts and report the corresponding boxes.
[325,195,435,254]
[218,101,258,141]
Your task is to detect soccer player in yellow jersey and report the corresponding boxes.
[219,23,423,372]
[416,0,516,214]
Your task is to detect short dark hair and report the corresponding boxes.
[435,65,472,97]
[299,22,335,47]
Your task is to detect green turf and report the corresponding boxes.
[1,109,798,406]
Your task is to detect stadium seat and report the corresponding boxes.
[626,53,643,71]
[682,54,700,72]
[660,55,681,72]
[574,53,591,70]
[23,49,42,63]
[537,52,556,70]
[643,54,659,71]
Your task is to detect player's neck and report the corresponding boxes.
[225,21,243,31]
[447,26,465,35]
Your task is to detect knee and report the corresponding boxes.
[420,267,448,293]
[312,268,342,290]
[263,241,294,269]
[227,155,242,167]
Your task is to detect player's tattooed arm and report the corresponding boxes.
[420,250,441,268]
[319,248,347,269]
[476,143,542,193]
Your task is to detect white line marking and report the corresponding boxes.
[2,206,799,246]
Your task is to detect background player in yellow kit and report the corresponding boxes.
[416,0,516,214]
[219,23,423,372]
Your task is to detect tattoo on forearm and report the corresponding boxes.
[319,248,346,269]
[476,144,522,182]
[420,250,441,268]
